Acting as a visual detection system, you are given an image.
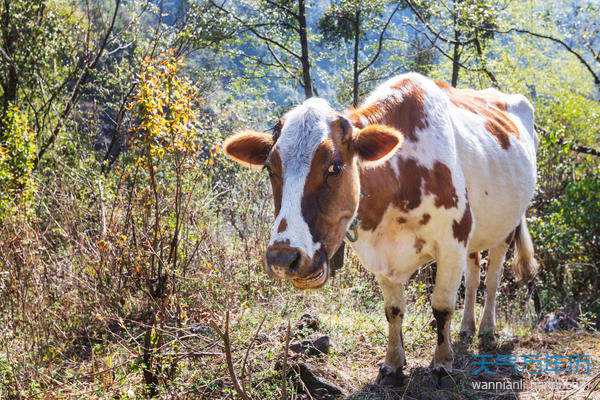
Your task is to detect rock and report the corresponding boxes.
[296,313,320,333]
[538,311,579,332]
[289,335,331,356]
[255,332,269,343]
[288,362,345,399]
[190,323,213,336]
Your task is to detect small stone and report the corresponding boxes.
[288,362,345,399]
[190,324,213,336]
[289,335,331,356]
[296,313,320,332]
[538,311,579,332]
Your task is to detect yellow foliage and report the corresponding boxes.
[129,51,199,166]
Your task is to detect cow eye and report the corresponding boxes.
[327,161,343,176]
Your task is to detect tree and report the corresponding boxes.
[208,0,316,98]
[0,106,35,219]
[0,0,122,168]
[487,0,600,89]
[127,52,200,397]
[405,0,503,87]
[319,0,402,106]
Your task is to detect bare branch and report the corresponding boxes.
[209,0,302,60]
[265,43,301,83]
[536,124,600,157]
[35,0,123,168]
[405,0,476,46]
[473,35,499,87]
[241,314,267,391]
[281,320,291,400]
[263,0,298,19]
[487,27,599,86]
[212,311,253,400]
[406,23,499,83]
[357,3,401,76]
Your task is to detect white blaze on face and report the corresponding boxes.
[269,98,336,258]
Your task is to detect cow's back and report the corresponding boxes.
[438,83,537,251]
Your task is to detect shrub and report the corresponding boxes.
[0,106,36,219]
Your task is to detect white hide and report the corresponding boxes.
[349,73,537,291]
[268,98,336,257]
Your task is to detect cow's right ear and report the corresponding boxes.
[223,130,274,169]
[352,124,403,168]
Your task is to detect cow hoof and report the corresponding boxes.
[459,329,475,343]
[375,364,403,387]
[479,331,497,350]
[430,356,453,373]
[431,366,451,387]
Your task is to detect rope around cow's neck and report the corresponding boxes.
[345,218,359,242]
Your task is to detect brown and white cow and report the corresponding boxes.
[223,73,538,384]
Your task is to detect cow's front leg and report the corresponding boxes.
[431,248,466,372]
[376,275,406,386]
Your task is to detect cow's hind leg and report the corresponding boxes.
[431,246,466,372]
[376,275,406,386]
[479,242,510,336]
[460,251,480,339]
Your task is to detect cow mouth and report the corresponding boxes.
[291,263,329,289]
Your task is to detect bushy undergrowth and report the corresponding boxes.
[0,106,36,219]
[528,92,600,324]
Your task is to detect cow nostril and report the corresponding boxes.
[267,247,302,272]
[288,252,301,272]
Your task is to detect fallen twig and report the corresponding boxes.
[211,310,253,400]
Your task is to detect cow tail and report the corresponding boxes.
[511,216,538,282]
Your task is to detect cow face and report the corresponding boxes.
[224,98,403,289]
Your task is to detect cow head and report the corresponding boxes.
[223,98,403,289]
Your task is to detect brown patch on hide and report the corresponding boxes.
[300,137,359,259]
[419,213,431,225]
[432,308,450,345]
[348,78,428,142]
[358,158,458,231]
[277,218,287,233]
[414,237,426,253]
[267,150,283,216]
[436,82,520,150]
[397,217,407,224]
[469,252,481,266]
[452,203,472,246]
[385,306,402,323]
[424,162,459,209]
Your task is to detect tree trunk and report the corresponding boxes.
[474,36,499,87]
[451,42,460,87]
[1,0,17,118]
[352,10,361,107]
[451,0,461,87]
[297,0,313,98]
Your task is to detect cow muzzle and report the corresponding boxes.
[265,243,329,289]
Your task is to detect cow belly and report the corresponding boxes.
[456,126,536,251]
[351,207,434,283]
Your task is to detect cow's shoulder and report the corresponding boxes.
[348,73,446,142]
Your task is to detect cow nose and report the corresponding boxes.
[266,246,301,272]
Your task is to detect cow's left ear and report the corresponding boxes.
[352,124,404,167]
[223,130,274,169]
